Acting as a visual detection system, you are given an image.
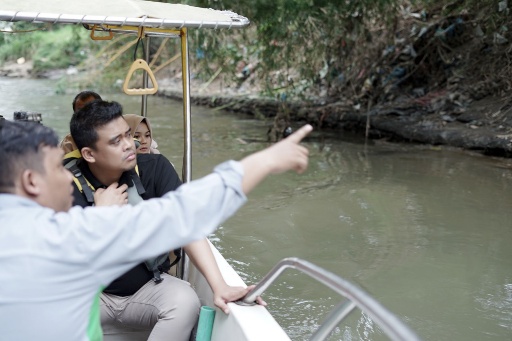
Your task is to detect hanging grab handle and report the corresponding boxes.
[123,59,159,95]
[90,25,114,41]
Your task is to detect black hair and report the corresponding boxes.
[0,120,59,192]
[72,90,102,113]
[70,100,124,151]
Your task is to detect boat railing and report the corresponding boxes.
[240,257,421,341]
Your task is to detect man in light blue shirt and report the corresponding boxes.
[0,119,312,341]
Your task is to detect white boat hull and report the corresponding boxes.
[103,240,290,341]
[188,240,291,341]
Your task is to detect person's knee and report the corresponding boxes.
[180,284,200,315]
[158,280,200,320]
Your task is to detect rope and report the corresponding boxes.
[133,36,146,61]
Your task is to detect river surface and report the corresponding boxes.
[1,78,511,341]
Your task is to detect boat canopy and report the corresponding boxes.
[0,0,249,29]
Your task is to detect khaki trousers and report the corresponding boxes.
[101,273,200,341]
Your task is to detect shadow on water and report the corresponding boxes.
[2,78,512,341]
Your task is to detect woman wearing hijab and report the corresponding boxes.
[124,114,160,154]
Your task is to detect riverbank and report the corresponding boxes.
[2,61,512,157]
[156,76,512,158]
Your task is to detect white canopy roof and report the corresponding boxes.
[0,0,249,29]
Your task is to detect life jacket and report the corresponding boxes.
[63,149,181,283]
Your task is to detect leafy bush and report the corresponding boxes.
[183,0,402,98]
[0,24,93,72]
[179,0,512,101]
[2,0,511,101]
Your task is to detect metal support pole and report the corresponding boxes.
[141,36,150,117]
[178,27,192,281]
[180,27,192,184]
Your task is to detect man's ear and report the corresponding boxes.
[81,147,96,163]
[20,169,41,197]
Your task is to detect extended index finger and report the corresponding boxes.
[285,124,313,144]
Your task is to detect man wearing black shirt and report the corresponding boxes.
[72,154,181,296]
[69,100,261,341]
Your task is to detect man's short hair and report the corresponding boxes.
[72,91,102,113]
[0,120,58,193]
[70,100,124,151]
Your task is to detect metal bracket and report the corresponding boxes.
[90,25,113,40]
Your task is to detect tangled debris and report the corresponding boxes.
[231,2,512,156]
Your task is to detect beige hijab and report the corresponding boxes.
[124,114,152,136]
[123,114,159,154]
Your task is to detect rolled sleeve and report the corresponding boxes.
[212,160,246,200]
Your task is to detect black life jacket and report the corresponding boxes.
[63,150,181,283]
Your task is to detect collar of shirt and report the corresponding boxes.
[0,193,40,210]
[76,158,134,189]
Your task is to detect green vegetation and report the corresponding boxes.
[32,26,93,73]
[0,24,93,72]
[184,0,511,99]
[1,0,511,102]
[188,0,401,96]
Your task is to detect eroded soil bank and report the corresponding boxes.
[157,85,512,158]
[3,60,512,158]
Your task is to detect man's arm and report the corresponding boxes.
[240,124,312,194]
[149,154,257,310]
[70,124,312,286]
[185,239,266,314]
[184,126,312,312]
[149,155,242,307]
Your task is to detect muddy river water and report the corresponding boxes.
[1,78,511,340]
